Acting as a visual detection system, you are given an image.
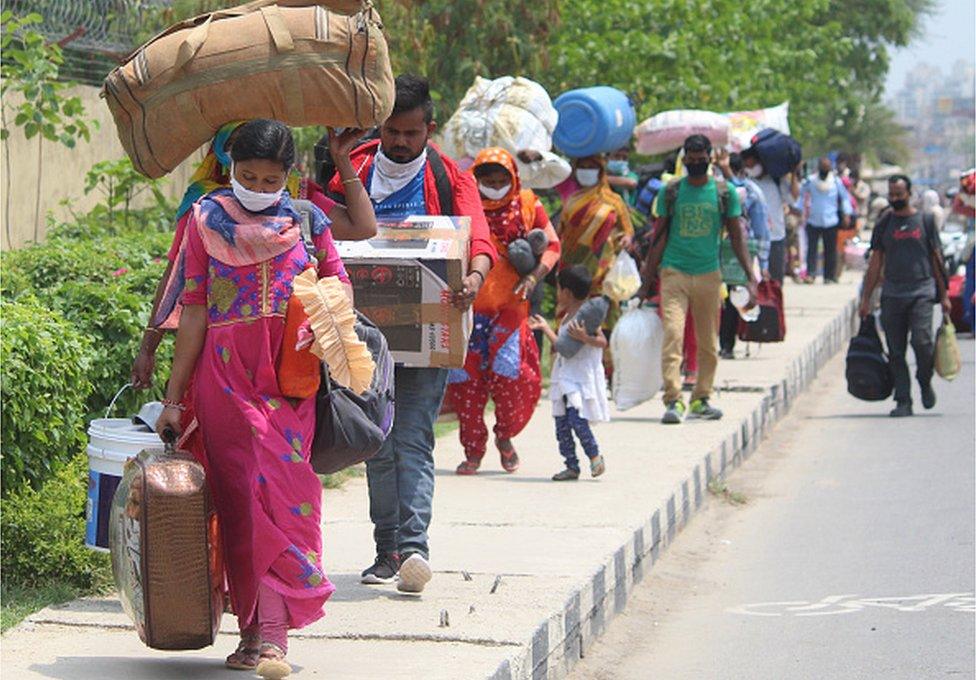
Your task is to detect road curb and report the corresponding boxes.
[491,297,858,680]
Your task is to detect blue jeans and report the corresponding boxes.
[366,366,448,560]
[554,406,600,472]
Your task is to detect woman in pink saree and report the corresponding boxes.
[157,120,374,678]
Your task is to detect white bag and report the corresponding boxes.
[610,302,663,411]
[516,150,572,190]
[724,102,791,151]
[602,253,642,302]
[636,109,731,155]
[439,76,558,161]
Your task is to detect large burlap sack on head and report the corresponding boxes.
[103,0,394,178]
[438,76,558,161]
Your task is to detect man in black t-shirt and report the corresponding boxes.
[859,175,951,417]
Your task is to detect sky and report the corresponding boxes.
[885,0,976,95]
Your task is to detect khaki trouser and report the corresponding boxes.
[660,267,722,404]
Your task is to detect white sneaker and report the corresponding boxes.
[396,553,432,593]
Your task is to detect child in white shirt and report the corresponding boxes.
[528,265,609,481]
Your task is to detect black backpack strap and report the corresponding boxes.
[921,211,948,290]
[652,178,682,246]
[426,146,455,215]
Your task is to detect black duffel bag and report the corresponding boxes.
[845,315,892,401]
[311,313,395,475]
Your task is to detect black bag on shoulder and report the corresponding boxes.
[845,315,892,401]
[310,313,395,475]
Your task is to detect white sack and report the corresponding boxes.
[610,302,664,411]
[439,76,558,161]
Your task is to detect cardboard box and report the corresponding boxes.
[336,216,471,368]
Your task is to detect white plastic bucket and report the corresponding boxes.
[85,417,161,551]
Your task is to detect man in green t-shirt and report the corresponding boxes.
[637,135,758,424]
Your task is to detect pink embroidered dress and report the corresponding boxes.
[180,188,348,632]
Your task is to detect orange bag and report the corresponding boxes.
[277,294,321,399]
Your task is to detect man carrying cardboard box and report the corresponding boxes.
[329,74,496,594]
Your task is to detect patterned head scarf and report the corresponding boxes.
[471,147,532,244]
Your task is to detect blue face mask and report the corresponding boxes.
[607,159,629,176]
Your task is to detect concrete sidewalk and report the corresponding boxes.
[3,277,860,680]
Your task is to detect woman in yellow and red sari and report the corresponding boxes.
[558,154,634,307]
[447,148,560,475]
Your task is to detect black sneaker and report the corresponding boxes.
[361,553,399,584]
[552,468,580,481]
[889,403,913,418]
[920,382,936,410]
[719,349,735,360]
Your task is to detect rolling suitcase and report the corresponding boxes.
[108,429,223,650]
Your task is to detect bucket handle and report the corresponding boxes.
[104,383,133,419]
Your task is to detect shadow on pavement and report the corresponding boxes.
[29,657,238,680]
[325,572,423,603]
[805,412,944,420]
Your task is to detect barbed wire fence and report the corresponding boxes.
[5,0,170,86]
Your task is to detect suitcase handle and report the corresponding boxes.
[160,426,177,451]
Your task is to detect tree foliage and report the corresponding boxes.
[133,0,929,161]
[0,11,96,147]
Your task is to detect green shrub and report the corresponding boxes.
[1,223,175,419]
[50,278,174,417]
[0,452,112,590]
[1,227,172,297]
[0,297,94,494]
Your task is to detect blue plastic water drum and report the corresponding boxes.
[86,418,161,551]
[552,87,636,158]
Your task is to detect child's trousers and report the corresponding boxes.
[554,406,599,471]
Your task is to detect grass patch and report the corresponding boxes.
[1,581,96,634]
[707,479,748,506]
[319,464,365,490]
[434,417,459,439]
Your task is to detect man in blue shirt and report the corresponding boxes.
[796,157,854,283]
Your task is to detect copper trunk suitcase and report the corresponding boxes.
[103,0,394,178]
[109,438,222,650]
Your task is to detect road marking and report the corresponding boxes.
[728,593,975,617]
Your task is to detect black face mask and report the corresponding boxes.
[686,160,709,178]
[890,198,908,211]
[818,169,830,180]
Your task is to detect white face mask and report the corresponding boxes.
[231,164,284,212]
[478,182,511,201]
[746,164,763,179]
[576,168,601,187]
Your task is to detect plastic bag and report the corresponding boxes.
[935,320,961,381]
[602,253,642,302]
[610,301,663,411]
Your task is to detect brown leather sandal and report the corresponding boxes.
[224,640,260,671]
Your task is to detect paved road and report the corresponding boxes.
[571,339,975,680]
